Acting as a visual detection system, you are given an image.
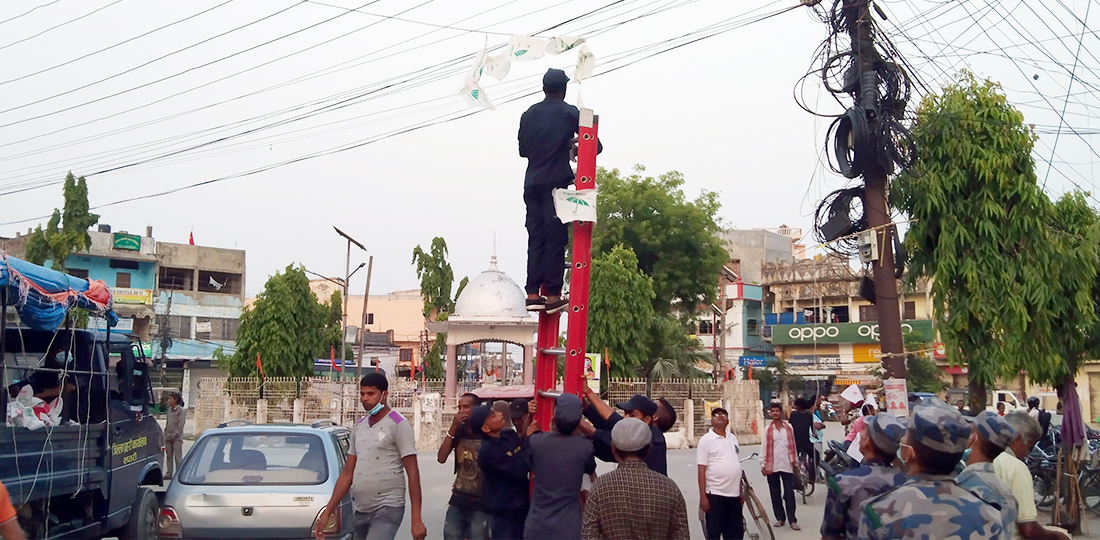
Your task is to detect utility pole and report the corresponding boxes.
[159,292,173,387]
[357,256,373,382]
[334,226,366,424]
[845,0,905,379]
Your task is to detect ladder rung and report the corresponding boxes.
[540,347,566,356]
[538,390,562,398]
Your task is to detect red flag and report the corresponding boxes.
[189,230,195,245]
[331,345,341,371]
[256,352,265,379]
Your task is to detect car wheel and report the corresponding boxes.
[120,487,158,540]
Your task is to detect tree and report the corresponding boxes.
[25,172,100,272]
[412,238,466,379]
[743,358,803,405]
[321,290,352,361]
[892,72,1097,410]
[224,265,328,378]
[642,313,712,382]
[587,245,656,377]
[593,165,728,314]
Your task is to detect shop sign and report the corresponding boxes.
[738,356,775,367]
[789,355,841,368]
[772,320,933,345]
[111,287,153,305]
[853,344,881,363]
[112,233,141,251]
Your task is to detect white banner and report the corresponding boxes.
[575,44,595,81]
[883,378,909,417]
[458,81,494,109]
[552,188,598,223]
[483,49,511,81]
[509,35,546,62]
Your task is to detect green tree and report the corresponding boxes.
[321,290,352,361]
[892,72,1097,410]
[25,172,100,272]
[643,313,712,381]
[412,238,466,379]
[593,165,728,314]
[587,245,656,377]
[225,265,328,378]
[742,358,803,404]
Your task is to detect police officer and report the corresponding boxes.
[820,412,906,540]
[857,405,1005,540]
[957,411,1019,537]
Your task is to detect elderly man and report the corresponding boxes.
[820,412,906,540]
[857,405,1005,539]
[581,418,689,540]
[995,412,1071,540]
[958,411,1019,538]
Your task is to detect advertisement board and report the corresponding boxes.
[771,320,933,345]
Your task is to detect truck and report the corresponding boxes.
[945,387,1025,414]
[1,254,164,539]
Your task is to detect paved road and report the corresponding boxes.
[114,422,1098,540]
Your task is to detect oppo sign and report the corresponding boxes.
[772,320,933,345]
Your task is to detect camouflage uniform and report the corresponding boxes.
[957,411,1019,537]
[821,459,906,539]
[857,406,1005,540]
[821,413,907,540]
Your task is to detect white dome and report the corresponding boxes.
[453,257,531,319]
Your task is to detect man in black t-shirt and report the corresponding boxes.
[437,393,489,540]
[789,397,815,481]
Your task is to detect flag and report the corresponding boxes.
[189,230,195,245]
[256,352,265,379]
[331,346,341,372]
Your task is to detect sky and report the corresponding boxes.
[0,0,1096,298]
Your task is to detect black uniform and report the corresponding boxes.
[477,428,529,540]
[583,408,668,476]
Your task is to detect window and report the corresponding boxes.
[399,348,413,363]
[209,318,240,341]
[859,305,878,322]
[363,313,374,325]
[160,267,193,291]
[198,271,242,294]
[746,319,759,335]
[115,273,131,288]
[68,268,89,279]
[109,259,140,270]
[166,315,192,339]
[179,433,328,485]
[698,321,714,335]
[903,301,917,320]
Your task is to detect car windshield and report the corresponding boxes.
[179,432,328,485]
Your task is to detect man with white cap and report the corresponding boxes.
[958,411,1020,538]
[581,418,689,540]
[820,412,906,540]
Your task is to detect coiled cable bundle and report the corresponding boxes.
[814,187,867,257]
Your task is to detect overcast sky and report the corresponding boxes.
[0,0,1095,298]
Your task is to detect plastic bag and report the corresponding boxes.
[546,36,585,55]
[508,35,546,62]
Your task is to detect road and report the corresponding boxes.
[111,422,1098,539]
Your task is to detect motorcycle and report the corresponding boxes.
[821,439,859,476]
[821,401,838,422]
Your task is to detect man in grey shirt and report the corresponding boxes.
[315,373,426,540]
[525,393,596,540]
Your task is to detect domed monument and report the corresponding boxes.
[427,254,537,401]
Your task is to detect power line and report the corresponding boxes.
[0,0,62,26]
[0,0,125,52]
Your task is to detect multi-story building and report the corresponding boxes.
[308,284,426,378]
[761,254,934,392]
[154,241,246,405]
[63,225,158,342]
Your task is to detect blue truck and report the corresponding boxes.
[1,254,164,539]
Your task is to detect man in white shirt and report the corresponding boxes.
[995,412,1070,540]
[697,407,742,540]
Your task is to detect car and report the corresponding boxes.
[158,420,353,539]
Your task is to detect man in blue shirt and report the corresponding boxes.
[518,68,602,313]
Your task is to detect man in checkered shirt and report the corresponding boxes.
[581,418,689,540]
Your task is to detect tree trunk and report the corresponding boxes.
[968,380,986,415]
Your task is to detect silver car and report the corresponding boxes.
[158,420,352,539]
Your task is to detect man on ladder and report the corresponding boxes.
[519,68,602,313]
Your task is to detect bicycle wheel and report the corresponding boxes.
[1080,470,1100,517]
[1033,472,1055,510]
[743,489,775,540]
[800,454,816,497]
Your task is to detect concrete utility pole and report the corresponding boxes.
[334,226,366,423]
[845,0,905,379]
[357,256,373,382]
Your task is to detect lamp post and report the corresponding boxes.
[334,227,366,424]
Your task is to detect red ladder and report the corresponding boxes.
[534,109,599,431]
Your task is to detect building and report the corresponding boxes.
[154,241,246,405]
[761,255,934,391]
[309,284,427,378]
[65,225,159,341]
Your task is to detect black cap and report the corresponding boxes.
[616,394,658,417]
[543,68,569,92]
[509,398,530,421]
[469,405,493,434]
[555,394,583,425]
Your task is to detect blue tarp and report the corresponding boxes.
[0,253,116,332]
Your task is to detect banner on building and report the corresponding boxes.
[738,356,774,367]
[852,344,881,363]
[111,288,153,305]
[771,320,933,345]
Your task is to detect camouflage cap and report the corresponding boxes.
[866,412,906,455]
[908,404,972,453]
[970,411,1017,449]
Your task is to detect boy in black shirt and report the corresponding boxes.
[472,405,529,540]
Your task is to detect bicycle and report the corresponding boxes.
[796,449,816,503]
[740,453,776,540]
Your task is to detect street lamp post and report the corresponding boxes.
[334,227,366,423]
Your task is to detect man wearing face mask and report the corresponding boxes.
[315,373,426,540]
[820,412,906,540]
[857,405,1005,540]
[957,411,1019,538]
